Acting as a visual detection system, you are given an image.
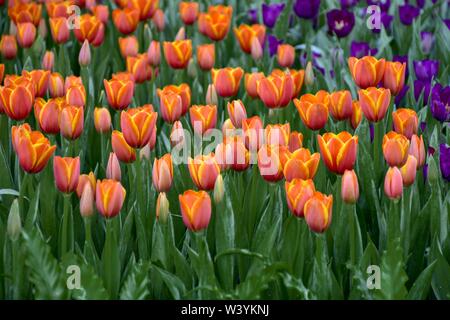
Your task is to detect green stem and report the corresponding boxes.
[373,121,383,183]
[59,193,73,257]
[18,173,31,219]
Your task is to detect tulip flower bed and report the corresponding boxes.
[0,0,449,301]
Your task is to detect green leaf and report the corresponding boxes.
[151,265,186,300]
[429,238,450,300]
[120,262,150,300]
[0,189,20,197]
[407,260,437,300]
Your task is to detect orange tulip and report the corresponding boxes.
[304,192,333,233]
[257,71,294,108]
[60,105,84,140]
[382,131,410,167]
[277,44,295,68]
[112,8,140,35]
[289,69,305,98]
[202,11,231,41]
[120,106,158,148]
[242,116,264,152]
[49,17,70,44]
[400,155,417,187]
[152,154,173,193]
[179,1,199,25]
[119,36,139,58]
[152,8,165,31]
[1,35,18,59]
[350,100,362,130]
[104,79,134,110]
[16,22,36,48]
[285,179,316,217]
[348,56,386,89]
[111,130,136,163]
[221,118,235,137]
[197,43,215,70]
[8,2,42,26]
[34,97,65,134]
[49,72,64,98]
[384,166,403,200]
[22,69,50,98]
[91,5,110,24]
[158,90,183,123]
[282,148,320,182]
[46,1,72,19]
[53,156,80,193]
[76,172,96,198]
[341,169,359,204]
[383,61,406,96]
[211,67,244,98]
[233,24,266,54]
[0,77,35,120]
[179,190,211,232]
[288,131,303,152]
[147,40,161,66]
[227,100,247,128]
[245,72,264,98]
[157,84,191,116]
[189,104,217,135]
[329,90,353,121]
[409,134,425,169]
[392,108,418,139]
[170,120,185,147]
[294,91,329,130]
[96,179,126,218]
[127,54,152,83]
[188,153,221,190]
[163,40,192,69]
[94,107,111,133]
[358,87,391,122]
[73,14,103,44]
[127,0,159,20]
[215,136,249,171]
[65,84,86,107]
[80,181,95,217]
[317,132,358,175]
[257,144,285,182]
[11,124,56,174]
[42,51,54,71]
[265,123,290,146]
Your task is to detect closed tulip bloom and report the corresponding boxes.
[265,123,290,146]
[197,43,215,70]
[242,116,264,151]
[179,2,199,25]
[294,91,329,130]
[80,183,95,217]
[112,130,136,163]
[288,131,303,152]
[163,40,192,69]
[245,72,264,98]
[65,84,86,107]
[188,153,220,190]
[152,9,165,31]
[189,104,217,135]
[157,84,191,116]
[384,166,403,200]
[234,24,266,54]
[22,69,50,98]
[158,90,183,123]
[203,11,232,41]
[156,192,170,223]
[170,121,185,147]
[16,22,36,48]
[382,131,410,167]
[350,100,362,130]
[227,100,247,128]
[112,8,140,35]
[64,76,83,93]
[0,77,35,120]
[49,72,65,98]
[205,84,218,106]
[285,179,316,217]
[341,169,359,203]
[277,44,295,68]
[179,190,211,232]
[127,54,152,83]
[304,192,333,233]
[383,61,406,96]
[147,40,161,66]
[283,148,320,181]
[128,0,159,20]
[94,107,111,133]
[49,17,70,44]
[78,40,91,66]
[76,172,96,198]
[258,71,295,109]
[409,134,425,168]
[289,69,305,98]
[358,87,391,122]
[96,179,126,218]
[257,144,285,182]
[212,67,244,98]
[121,106,158,148]
[73,14,102,44]
[53,156,80,193]
[60,105,84,140]
[34,97,65,134]
[106,152,121,181]
[400,155,417,187]
[12,124,56,174]
[0,35,18,59]
[250,36,263,61]
[119,36,139,58]
[42,51,54,71]
[317,132,358,174]
[348,56,386,89]
[215,136,250,171]
[104,79,134,110]
[392,108,418,139]
[329,90,353,121]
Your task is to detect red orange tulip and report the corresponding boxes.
[215,136,249,171]
[304,192,333,233]
[126,54,152,83]
[384,166,403,200]
[348,56,386,89]
[94,107,111,133]
[104,78,135,110]
[358,87,391,122]
[147,40,161,66]
[409,134,425,169]
[49,17,70,44]
[179,1,199,25]
[242,116,264,152]
[111,130,136,163]
[76,172,96,199]
[329,90,353,121]
[227,100,247,128]
[60,105,84,140]
[128,0,159,20]
[34,97,65,134]
[245,72,264,99]
[1,35,18,59]
[350,100,362,130]
[119,36,139,58]
[73,14,103,45]
[179,190,211,232]
[0,76,35,120]
[317,132,358,175]
[277,44,295,68]
[257,71,294,109]
[96,179,126,218]
[392,108,418,139]
[383,61,406,96]
[282,148,320,182]
[211,67,244,98]
[265,123,290,146]
[152,154,173,193]
[341,169,359,204]
[197,43,215,70]
[233,24,266,54]
[163,40,192,69]
[16,22,36,48]
[189,104,217,135]
[8,2,42,26]
[294,91,329,130]
[120,106,158,148]
[288,131,303,152]
[400,155,417,187]
[202,9,232,41]
[22,69,50,98]
[112,8,140,35]
[285,179,316,217]
[257,144,286,182]
[49,72,65,98]
[54,156,80,193]
[382,131,410,167]
[188,153,221,190]
[157,84,191,116]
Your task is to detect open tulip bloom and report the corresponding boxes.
[0,0,449,304]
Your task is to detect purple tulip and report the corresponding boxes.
[414,59,439,81]
[262,3,285,28]
[372,12,394,33]
[439,144,450,182]
[341,0,359,8]
[248,8,259,24]
[293,0,320,19]
[420,31,434,54]
[350,41,378,58]
[430,84,450,122]
[366,0,391,12]
[266,34,283,57]
[414,80,432,105]
[399,4,420,25]
[326,9,355,38]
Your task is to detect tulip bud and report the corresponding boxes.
[187,58,197,78]
[400,155,417,187]
[304,61,314,86]
[79,40,91,67]
[147,40,161,66]
[213,174,225,204]
[341,170,359,204]
[250,37,263,61]
[94,107,111,133]
[80,183,94,217]
[175,27,186,41]
[7,199,21,241]
[156,192,170,224]
[153,9,165,32]
[170,121,185,147]
[42,50,54,71]
[106,152,121,181]
[384,166,403,200]
[206,84,218,105]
